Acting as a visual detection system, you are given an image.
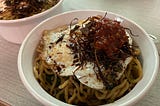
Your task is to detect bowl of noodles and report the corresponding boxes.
[18,10,159,106]
[0,0,63,44]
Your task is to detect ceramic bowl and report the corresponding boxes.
[18,10,159,106]
[0,0,63,44]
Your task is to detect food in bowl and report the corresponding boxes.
[0,0,60,20]
[33,13,143,105]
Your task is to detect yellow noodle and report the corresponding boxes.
[68,89,77,104]
[79,83,84,93]
[42,60,51,69]
[126,58,143,83]
[134,48,141,55]
[80,83,88,98]
[90,88,96,97]
[55,89,64,100]
[110,80,128,100]
[95,90,108,100]
[33,67,39,79]
[86,87,91,94]
[77,92,87,102]
[117,81,129,98]
[40,81,50,91]
[58,80,69,89]
[34,56,143,105]
[64,86,69,102]
[43,68,54,75]
[70,77,86,102]
[60,77,67,85]
[70,77,80,91]
[50,73,57,94]
[33,31,143,105]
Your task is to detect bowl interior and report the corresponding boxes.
[18,10,159,106]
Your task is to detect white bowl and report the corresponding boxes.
[0,0,63,44]
[18,10,159,106]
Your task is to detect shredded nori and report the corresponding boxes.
[68,15,136,89]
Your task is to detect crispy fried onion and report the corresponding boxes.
[67,14,137,89]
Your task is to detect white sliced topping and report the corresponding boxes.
[0,0,6,12]
[74,56,133,89]
[41,25,133,90]
[126,32,132,45]
[74,62,104,89]
[121,56,133,70]
[116,56,133,80]
[42,27,77,76]
[59,65,77,76]
[43,27,70,63]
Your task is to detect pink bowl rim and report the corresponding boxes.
[0,0,63,24]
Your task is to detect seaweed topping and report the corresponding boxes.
[68,15,134,89]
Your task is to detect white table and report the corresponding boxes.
[0,0,160,105]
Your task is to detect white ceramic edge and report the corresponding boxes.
[0,0,63,24]
[114,30,159,105]
[18,10,159,106]
[109,11,159,106]
[18,54,64,106]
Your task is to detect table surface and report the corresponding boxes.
[0,0,160,106]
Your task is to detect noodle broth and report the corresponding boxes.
[33,14,143,106]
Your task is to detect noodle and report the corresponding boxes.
[33,15,143,106]
[33,54,142,105]
[58,80,69,89]
[125,58,143,84]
